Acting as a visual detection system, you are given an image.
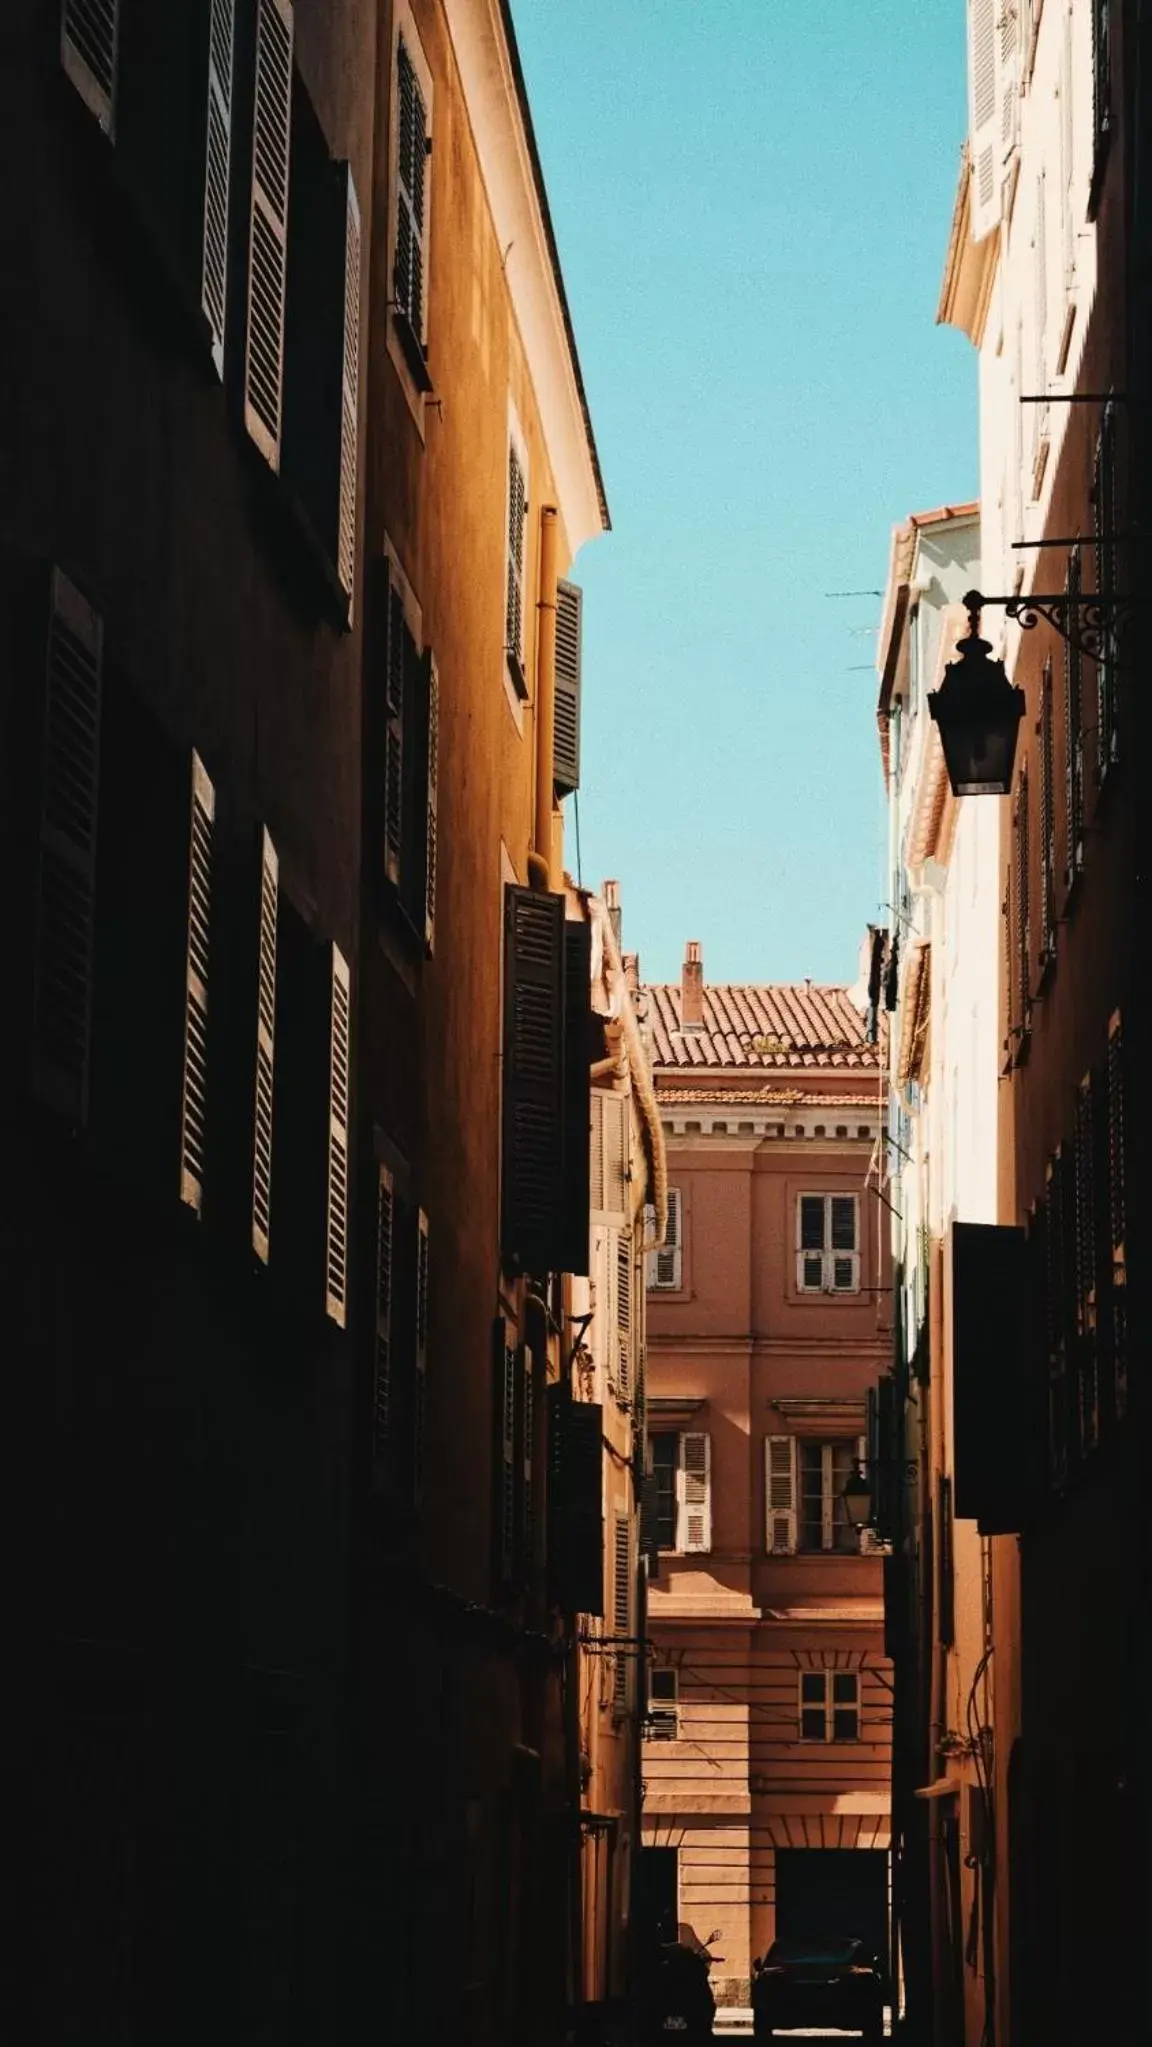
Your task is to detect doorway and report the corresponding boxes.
[636,1846,679,1944]
[774,1848,889,1964]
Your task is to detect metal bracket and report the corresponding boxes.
[963,587,1133,665]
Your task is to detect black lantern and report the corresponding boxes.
[927,593,1026,797]
[842,1461,874,1531]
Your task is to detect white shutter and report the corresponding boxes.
[325,945,351,1326]
[61,0,120,135]
[251,829,278,1262]
[424,652,439,949]
[337,168,362,606]
[649,1186,683,1290]
[590,1091,628,1225]
[384,580,404,887]
[32,569,103,1124]
[201,0,236,377]
[968,0,1000,242]
[615,1229,632,1397]
[612,1515,632,1709]
[179,753,215,1213]
[999,0,1020,157]
[244,0,294,469]
[680,1432,712,1553]
[766,1436,798,1554]
[372,1164,394,1464]
[413,1208,429,1502]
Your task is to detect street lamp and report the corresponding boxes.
[842,1462,875,1532]
[927,593,1026,797]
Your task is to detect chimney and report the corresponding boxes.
[682,940,704,1030]
[603,878,622,951]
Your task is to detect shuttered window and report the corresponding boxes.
[494,1319,517,1587]
[501,886,566,1274]
[394,38,429,342]
[1107,1012,1127,1416]
[252,828,278,1263]
[766,1435,798,1554]
[553,578,583,796]
[645,1666,679,1741]
[324,945,350,1326]
[423,653,439,948]
[646,1187,683,1290]
[373,1164,395,1467]
[1091,0,1112,177]
[1063,550,1085,885]
[679,1432,712,1553]
[244,0,294,469]
[520,1345,534,1582]
[649,1435,678,1552]
[1012,767,1031,1038]
[61,0,119,135]
[796,1194,860,1293]
[202,0,236,376]
[590,1090,629,1225]
[612,1515,632,1711]
[383,576,406,888]
[799,1670,860,1743]
[31,570,103,1125]
[545,1386,604,1615]
[505,444,527,682]
[613,1230,633,1399]
[1073,1074,1099,1455]
[179,753,215,1213]
[1044,1150,1069,1490]
[1038,659,1056,967]
[968,0,999,241]
[413,1208,429,1501]
[1030,174,1049,487]
[799,1439,860,1553]
[337,171,362,606]
[560,917,593,1279]
[1093,400,1118,775]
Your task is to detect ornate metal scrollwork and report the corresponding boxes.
[1002,592,1131,664]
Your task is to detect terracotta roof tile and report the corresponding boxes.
[644,981,880,1072]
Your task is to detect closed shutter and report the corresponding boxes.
[201,0,236,376]
[614,1229,632,1398]
[1064,552,1084,882]
[501,886,565,1273]
[505,446,526,662]
[324,945,350,1326]
[766,1435,798,1554]
[423,652,439,948]
[373,1164,395,1471]
[1039,659,1055,962]
[560,916,592,1276]
[1107,1011,1127,1415]
[413,1208,429,1501]
[1045,1151,1069,1489]
[61,0,120,135]
[830,1194,859,1291]
[383,579,405,888]
[1032,174,1049,480]
[252,828,278,1263]
[179,752,215,1213]
[553,578,582,796]
[649,1186,683,1289]
[337,168,362,606]
[680,1432,712,1553]
[1014,768,1031,1027]
[797,1193,825,1291]
[612,1515,632,1711]
[590,1088,628,1225]
[495,1318,517,1588]
[1093,402,1118,772]
[244,0,294,469]
[640,1445,661,1578]
[968,0,1000,241]
[31,569,103,1124]
[394,39,428,339]
[520,1346,534,1581]
[546,1386,604,1615]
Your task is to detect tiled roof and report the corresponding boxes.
[644,982,880,1071]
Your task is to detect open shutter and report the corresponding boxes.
[1064,552,1084,882]
[553,578,582,796]
[1038,659,1056,962]
[1093,402,1118,771]
[395,39,429,339]
[830,1194,860,1292]
[650,1186,682,1289]
[244,0,294,469]
[968,0,1000,242]
[797,1193,825,1291]
[252,828,278,1263]
[612,1515,632,1710]
[590,1089,628,1226]
[336,167,362,606]
[373,1164,395,1470]
[1031,174,1049,484]
[202,0,236,376]
[423,651,439,949]
[324,944,350,1325]
[505,446,526,663]
[560,916,592,1277]
[61,0,120,135]
[32,569,103,1124]
[383,580,405,887]
[680,1433,712,1553]
[766,1436,798,1554]
[501,887,565,1272]
[179,753,215,1213]
[494,1318,517,1588]
[614,1230,633,1399]
[413,1208,429,1501]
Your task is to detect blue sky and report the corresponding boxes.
[511,0,978,987]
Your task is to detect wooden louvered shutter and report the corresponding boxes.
[179,753,215,1213]
[413,1208,429,1501]
[1032,174,1049,478]
[560,915,592,1277]
[1064,551,1084,882]
[546,1387,604,1615]
[590,1089,628,1226]
[423,652,439,949]
[31,570,103,1124]
[968,0,1000,241]
[553,578,582,796]
[202,0,236,376]
[519,1345,534,1583]
[1038,660,1055,963]
[383,579,404,887]
[335,167,362,605]
[61,0,120,135]
[373,1164,395,1474]
[766,1435,798,1554]
[252,828,278,1263]
[612,1515,632,1710]
[324,945,351,1324]
[1014,768,1030,1028]
[1074,1074,1099,1453]
[501,885,565,1274]
[614,1230,633,1399]
[1106,1012,1127,1416]
[650,1186,682,1289]
[505,446,526,663]
[494,1317,517,1588]
[1093,402,1118,772]
[680,1433,712,1554]
[244,0,293,469]
[1044,1151,1068,1489]
[395,39,428,340]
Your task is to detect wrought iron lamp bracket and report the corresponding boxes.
[966,587,1134,665]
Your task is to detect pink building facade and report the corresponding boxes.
[638,946,893,2008]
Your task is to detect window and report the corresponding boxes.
[178,753,215,1215]
[393,34,431,368]
[553,579,583,796]
[1093,400,1118,775]
[1011,766,1031,1043]
[373,1132,431,1506]
[796,1194,860,1293]
[647,1432,712,1554]
[646,1666,679,1741]
[61,0,120,135]
[1091,0,1112,197]
[646,1187,683,1290]
[799,1440,861,1553]
[375,551,437,944]
[505,437,529,692]
[799,1670,860,1743]
[243,0,294,470]
[1064,550,1085,886]
[1038,659,1056,968]
[612,1515,632,1711]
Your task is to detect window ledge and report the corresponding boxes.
[392,306,435,393]
[506,648,529,701]
[378,881,428,964]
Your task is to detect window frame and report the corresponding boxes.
[798,1668,861,1743]
[504,404,531,709]
[795,1192,861,1295]
[646,1185,684,1292]
[385,2,434,426]
[797,1437,864,1555]
[647,1429,711,1554]
[646,1664,680,1741]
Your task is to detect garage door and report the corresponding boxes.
[774,1848,888,1964]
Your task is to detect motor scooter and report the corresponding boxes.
[637,1924,721,2044]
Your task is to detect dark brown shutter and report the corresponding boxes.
[202,0,236,375]
[519,1347,534,1583]
[1038,659,1055,964]
[383,579,405,887]
[553,578,582,796]
[950,1220,1030,1532]
[1063,550,1084,884]
[252,828,278,1263]
[31,570,104,1124]
[615,1231,632,1398]
[324,945,351,1326]
[560,915,592,1275]
[372,1164,395,1475]
[505,446,526,662]
[394,39,428,339]
[494,1317,517,1590]
[1093,400,1118,772]
[413,1208,429,1503]
[243,0,293,468]
[61,0,120,134]
[501,885,565,1273]
[178,753,215,1213]
[546,1385,604,1615]
[1106,1012,1127,1416]
[423,653,439,949]
[1074,1074,1099,1454]
[612,1516,631,1709]
[1013,766,1030,1031]
[337,167,362,605]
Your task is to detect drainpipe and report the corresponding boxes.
[528,504,559,894]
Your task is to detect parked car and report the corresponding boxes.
[751,1935,885,2043]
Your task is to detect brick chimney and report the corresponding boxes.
[681,940,704,1030]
